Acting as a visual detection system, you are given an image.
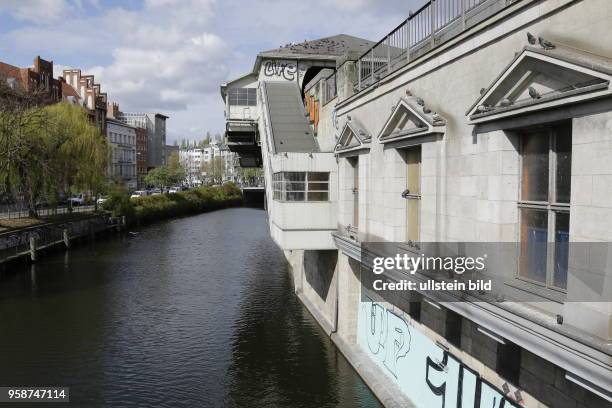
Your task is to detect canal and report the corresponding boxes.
[0,208,381,408]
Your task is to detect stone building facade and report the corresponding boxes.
[117,112,168,169]
[222,0,612,407]
[106,119,137,190]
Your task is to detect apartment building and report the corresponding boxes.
[62,68,107,134]
[0,56,62,102]
[179,148,204,186]
[106,118,137,189]
[117,112,168,169]
[135,128,148,188]
[221,1,612,407]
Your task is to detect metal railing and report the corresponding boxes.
[0,215,117,263]
[0,204,95,220]
[358,0,505,90]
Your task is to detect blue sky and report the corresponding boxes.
[0,0,420,143]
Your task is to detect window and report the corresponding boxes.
[518,122,571,290]
[228,88,257,106]
[272,172,329,201]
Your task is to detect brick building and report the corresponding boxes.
[62,69,107,134]
[0,56,62,102]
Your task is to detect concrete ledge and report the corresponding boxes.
[330,333,416,408]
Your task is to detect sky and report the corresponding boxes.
[0,0,421,143]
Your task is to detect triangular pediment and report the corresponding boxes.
[468,45,612,123]
[379,97,446,143]
[335,118,371,153]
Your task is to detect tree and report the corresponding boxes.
[166,151,185,185]
[201,156,225,185]
[44,103,108,204]
[236,167,263,186]
[0,77,107,217]
[144,152,185,190]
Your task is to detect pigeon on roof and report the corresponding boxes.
[259,34,375,58]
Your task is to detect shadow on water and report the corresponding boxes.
[0,208,380,408]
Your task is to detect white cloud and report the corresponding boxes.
[2,0,422,141]
[0,0,70,23]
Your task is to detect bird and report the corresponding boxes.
[479,88,486,95]
[527,32,536,45]
[432,112,444,123]
[477,104,493,112]
[538,37,555,50]
[405,89,412,96]
[423,106,432,114]
[528,86,541,99]
[415,97,425,106]
[347,115,352,121]
[499,98,512,107]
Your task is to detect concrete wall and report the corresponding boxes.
[282,1,612,407]
[284,249,338,333]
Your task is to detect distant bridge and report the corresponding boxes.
[241,186,265,208]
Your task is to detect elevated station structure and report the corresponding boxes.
[220,1,612,406]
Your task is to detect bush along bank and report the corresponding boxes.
[104,183,244,226]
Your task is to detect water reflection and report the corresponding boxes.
[0,208,380,407]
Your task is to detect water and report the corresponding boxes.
[0,208,381,408]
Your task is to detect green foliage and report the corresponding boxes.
[111,182,242,225]
[201,156,225,185]
[102,184,134,218]
[144,152,185,189]
[0,95,107,216]
[236,167,264,186]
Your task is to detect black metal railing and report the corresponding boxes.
[357,0,513,90]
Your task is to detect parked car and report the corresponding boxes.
[168,187,180,194]
[130,190,147,199]
[68,195,85,206]
[150,189,162,196]
[96,196,108,205]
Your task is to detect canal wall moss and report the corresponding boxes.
[119,183,244,225]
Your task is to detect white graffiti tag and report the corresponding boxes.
[263,61,298,81]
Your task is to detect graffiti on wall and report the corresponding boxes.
[263,60,298,81]
[358,295,524,408]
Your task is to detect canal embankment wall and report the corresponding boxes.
[1,184,246,267]
[285,249,416,407]
[0,214,124,266]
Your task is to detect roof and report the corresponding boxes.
[220,71,258,98]
[253,34,375,74]
[262,81,318,153]
[0,61,28,88]
[107,117,137,129]
[258,34,375,59]
[61,81,81,99]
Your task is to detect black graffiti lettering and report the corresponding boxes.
[382,310,411,378]
[426,354,447,408]
[263,61,297,81]
[362,299,523,408]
